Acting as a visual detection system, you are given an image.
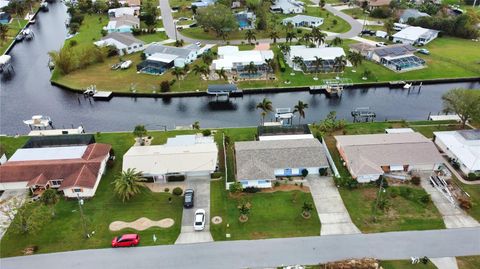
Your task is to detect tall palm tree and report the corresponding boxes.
[171,67,185,80]
[269,29,279,43]
[292,56,305,72]
[264,58,275,80]
[0,24,8,45]
[347,51,363,67]
[201,50,214,65]
[279,44,291,56]
[330,37,343,46]
[313,56,323,78]
[286,32,297,44]
[113,168,146,202]
[333,55,347,74]
[245,29,256,44]
[256,98,273,124]
[311,27,327,47]
[215,67,228,81]
[245,61,258,77]
[293,100,309,124]
[300,32,312,45]
[41,189,59,217]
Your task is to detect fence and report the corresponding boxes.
[321,137,340,178]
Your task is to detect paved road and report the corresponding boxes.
[175,177,213,244]
[306,176,360,235]
[158,0,363,45]
[2,228,480,269]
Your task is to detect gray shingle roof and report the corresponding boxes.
[102,32,144,46]
[234,139,329,180]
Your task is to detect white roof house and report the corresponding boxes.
[9,146,88,162]
[212,46,274,71]
[287,45,346,72]
[282,15,324,28]
[392,26,439,45]
[122,135,218,180]
[105,15,140,33]
[336,132,444,182]
[94,33,145,55]
[144,43,202,68]
[434,130,480,175]
[270,0,304,14]
[108,7,139,18]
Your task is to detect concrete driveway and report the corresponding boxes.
[306,176,360,235]
[0,189,27,240]
[175,177,213,244]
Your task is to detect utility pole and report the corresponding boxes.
[76,193,89,238]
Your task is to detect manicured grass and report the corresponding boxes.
[451,176,480,222]
[342,8,386,22]
[457,256,480,269]
[410,124,466,138]
[68,14,108,49]
[0,18,29,55]
[380,260,438,269]
[136,32,169,43]
[210,180,321,241]
[0,136,29,158]
[0,131,212,257]
[339,185,445,233]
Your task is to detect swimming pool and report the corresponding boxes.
[238,18,250,28]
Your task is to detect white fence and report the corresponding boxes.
[321,137,340,178]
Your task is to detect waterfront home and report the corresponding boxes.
[349,43,425,72]
[433,130,480,177]
[392,26,439,45]
[123,135,218,182]
[398,9,430,24]
[191,0,216,8]
[335,132,444,182]
[234,138,329,188]
[108,7,140,18]
[270,0,304,14]
[105,14,140,33]
[286,45,346,73]
[119,0,141,7]
[0,138,111,198]
[212,46,274,79]
[282,15,324,28]
[94,32,145,55]
[358,0,391,10]
[235,10,256,30]
[0,11,10,24]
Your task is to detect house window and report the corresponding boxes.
[133,45,137,49]
[73,188,82,193]
[50,180,62,187]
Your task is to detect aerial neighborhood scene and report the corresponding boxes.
[0,0,479,267]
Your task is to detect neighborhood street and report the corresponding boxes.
[2,228,479,269]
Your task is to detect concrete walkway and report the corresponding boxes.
[3,228,479,269]
[175,177,213,244]
[431,257,459,269]
[421,178,479,229]
[306,176,361,235]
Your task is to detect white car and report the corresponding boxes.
[194,209,206,231]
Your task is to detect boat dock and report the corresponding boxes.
[351,107,376,122]
[92,91,113,100]
[309,78,353,97]
[429,114,461,122]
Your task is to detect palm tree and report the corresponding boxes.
[40,189,59,217]
[175,39,184,47]
[245,61,258,77]
[311,27,327,47]
[330,37,343,46]
[300,32,312,45]
[286,32,297,44]
[269,30,279,43]
[193,64,209,86]
[279,44,291,56]
[215,67,228,81]
[333,55,347,74]
[112,168,146,203]
[347,51,363,67]
[201,50,214,65]
[192,121,200,129]
[256,98,273,124]
[284,22,294,36]
[313,56,323,78]
[302,202,314,219]
[0,24,8,45]
[292,56,305,72]
[244,29,256,44]
[171,67,185,80]
[293,100,309,124]
[264,58,275,80]
[238,202,251,222]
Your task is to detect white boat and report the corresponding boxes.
[120,60,132,69]
[403,83,412,89]
[84,85,97,96]
[23,115,53,129]
[23,29,34,40]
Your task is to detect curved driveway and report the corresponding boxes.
[159,0,363,44]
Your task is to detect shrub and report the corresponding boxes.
[420,194,431,204]
[69,40,78,47]
[301,169,308,177]
[160,81,170,92]
[172,187,183,196]
[274,181,281,187]
[458,197,472,210]
[243,186,260,193]
[202,129,211,136]
[229,182,243,193]
[164,187,170,192]
[370,7,392,18]
[70,14,84,25]
[69,22,80,34]
[277,54,286,72]
[319,167,328,176]
[468,173,479,181]
[411,175,421,186]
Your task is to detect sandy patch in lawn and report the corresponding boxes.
[109,217,174,231]
[261,185,310,193]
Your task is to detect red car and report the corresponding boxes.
[111,234,140,247]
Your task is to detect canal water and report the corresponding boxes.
[0,2,479,135]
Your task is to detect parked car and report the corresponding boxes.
[195,41,201,46]
[375,42,386,47]
[360,30,375,36]
[194,209,206,231]
[184,189,194,208]
[111,234,140,247]
[417,48,430,55]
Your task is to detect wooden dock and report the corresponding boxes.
[92,91,113,100]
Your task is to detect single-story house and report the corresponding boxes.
[212,46,274,75]
[122,135,218,181]
[108,7,140,18]
[433,130,480,176]
[94,32,145,55]
[349,43,425,72]
[360,0,391,10]
[392,26,439,45]
[234,138,329,188]
[286,45,346,72]
[270,0,304,14]
[105,14,140,33]
[0,0,9,10]
[138,44,202,74]
[191,0,216,8]
[399,9,430,24]
[119,0,141,7]
[282,15,324,28]
[258,124,314,141]
[335,132,444,182]
[235,10,256,29]
[0,143,111,198]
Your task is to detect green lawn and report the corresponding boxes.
[0,18,29,55]
[457,256,480,269]
[0,136,29,158]
[136,32,169,43]
[0,131,214,257]
[210,180,320,241]
[68,14,108,49]
[380,260,438,269]
[452,176,480,222]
